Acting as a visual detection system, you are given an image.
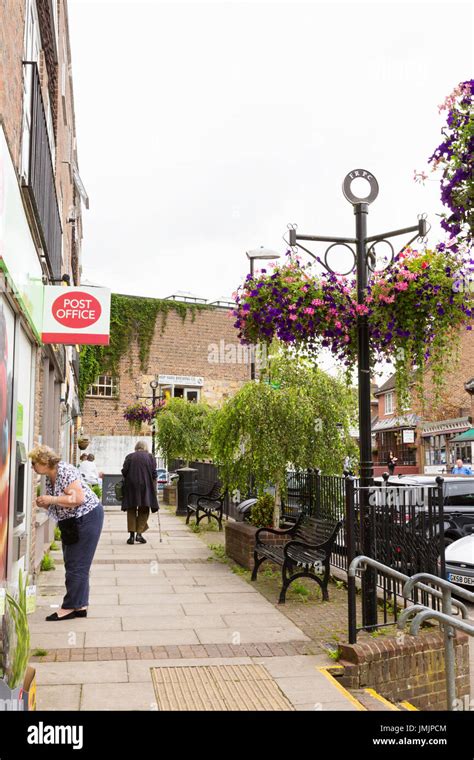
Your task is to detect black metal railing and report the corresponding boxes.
[23,62,62,280]
[346,476,446,638]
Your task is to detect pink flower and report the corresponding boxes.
[289,314,298,321]
[344,335,350,343]
[355,304,369,314]
[366,295,374,303]
[304,307,315,315]
[288,304,297,311]
[335,321,342,329]
[394,282,409,291]
[312,299,324,306]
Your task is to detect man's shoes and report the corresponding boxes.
[45,610,76,621]
[135,533,146,544]
[127,532,135,544]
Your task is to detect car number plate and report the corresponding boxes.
[448,573,474,585]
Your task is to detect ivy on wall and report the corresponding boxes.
[79,294,212,405]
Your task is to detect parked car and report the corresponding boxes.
[372,475,474,546]
[155,468,169,489]
[444,535,474,591]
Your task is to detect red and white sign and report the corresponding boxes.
[42,286,111,345]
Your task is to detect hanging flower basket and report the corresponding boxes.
[123,399,167,435]
[77,437,89,451]
[233,248,474,409]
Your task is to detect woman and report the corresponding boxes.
[79,453,99,486]
[387,451,398,476]
[29,444,104,621]
[122,440,158,544]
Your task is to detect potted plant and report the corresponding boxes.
[0,570,34,709]
[77,436,89,451]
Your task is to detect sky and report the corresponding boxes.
[68,0,473,312]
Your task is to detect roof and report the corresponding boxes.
[373,371,418,397]
[371,413,419,433]
[451,428,474,443]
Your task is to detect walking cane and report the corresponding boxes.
[157,507,162,542]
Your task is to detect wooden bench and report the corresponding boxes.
[251,515,343,603]
[186,482,225,531]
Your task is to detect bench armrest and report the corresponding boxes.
[197,495,224,508]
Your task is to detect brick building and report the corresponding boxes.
[0,0,86,582]
[372,327,474,475]
[81,294,253,472]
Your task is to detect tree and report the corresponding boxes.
[211,352,357,526]
[154,398,216,467]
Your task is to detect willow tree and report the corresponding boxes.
[211,353,357,526]
[155,398,216,467]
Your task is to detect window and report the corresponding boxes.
[385,392,394,415]
[160,385,200,402]
[87,375,118,398]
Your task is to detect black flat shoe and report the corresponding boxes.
[74,610,88,618]
[45,610,76,621]
[135,534,146,544]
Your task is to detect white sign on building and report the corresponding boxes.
[42,286,111,345]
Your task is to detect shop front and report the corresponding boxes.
[420,417,472,475]
[372,414,420,476]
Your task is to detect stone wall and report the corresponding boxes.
[225,521,289,571]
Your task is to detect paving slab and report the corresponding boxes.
[120,615,226,631]
[117,592,209,605]
[80,681,157,711]
[30,632,85,649]
[30,618,122,633]
[36,685,82,711]
[84,629,200,648]
[86,604,185,618]
[34,660,128,685]
[195,628,310,645]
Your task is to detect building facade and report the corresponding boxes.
[0,0,86,583]
[372,327,474,475]
[81,295,254,472]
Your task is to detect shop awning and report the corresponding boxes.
[420,416,471,437]
[372,414,419,433]
[451,428,474,443]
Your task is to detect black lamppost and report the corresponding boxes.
[137,379,163,459]
[288,169,428,628]
[246,247,280,380]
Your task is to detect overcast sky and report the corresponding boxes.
[69,0,473,308]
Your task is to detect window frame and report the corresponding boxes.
[86,374,118,399]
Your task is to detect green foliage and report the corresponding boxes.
[290,581,310,600]
[40,552,55,572]
[155,397,216,466]
[54,527,61,541]
[79,294,211,404]
[4,570,30,688]
[208,544,226,561]
[211,352,357,524]
[49,541,59,551]
[191,523,202,533]
[32,649,48,658]
[327,647,341,661]
[90,484,102,499]
[249,493,275,528]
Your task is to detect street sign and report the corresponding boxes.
[42,286,111,345]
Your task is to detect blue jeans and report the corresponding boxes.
[61,504,104,609]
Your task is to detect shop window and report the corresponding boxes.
[87,375,118,398]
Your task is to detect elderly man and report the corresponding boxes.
[451,458,473,475]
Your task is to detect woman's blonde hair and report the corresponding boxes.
[28,445,61,468]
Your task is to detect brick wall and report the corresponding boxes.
[338,630,470,711]
[225,522,289,570]
[0,0,27,165]
[83,306,252,437]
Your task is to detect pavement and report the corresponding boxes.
[30,508,359,711]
